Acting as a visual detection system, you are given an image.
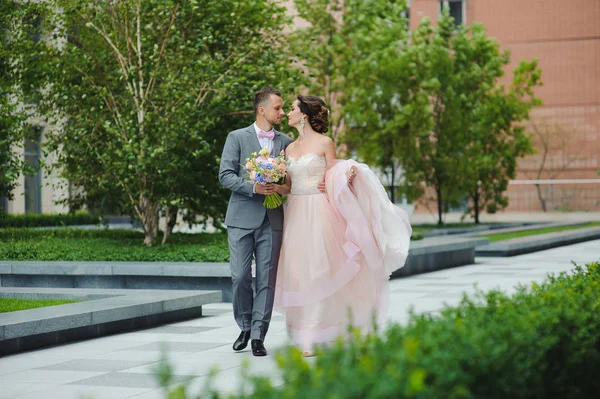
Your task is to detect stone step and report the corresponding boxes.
[0,287,221,356]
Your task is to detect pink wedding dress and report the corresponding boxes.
[274,153,412,352]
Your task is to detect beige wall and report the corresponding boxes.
[6,133,69,215]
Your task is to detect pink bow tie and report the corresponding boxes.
[258,130,275,140]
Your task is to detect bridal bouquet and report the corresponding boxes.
[244,148,288,209]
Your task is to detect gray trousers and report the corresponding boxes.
[227,216,282,341]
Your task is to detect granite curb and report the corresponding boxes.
[0,287,221,355]
[463,221,588,237]
[0,237,489,290]
[476,226,600,257]
[419,222,547,238]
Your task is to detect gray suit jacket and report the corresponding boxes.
[219,124,293,230]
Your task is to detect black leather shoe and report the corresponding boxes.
[251,339,267,356]
[233,330,250,351]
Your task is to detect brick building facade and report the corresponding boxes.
[410,0,600,212]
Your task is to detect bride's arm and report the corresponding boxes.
[317,139,337,193]
[321,139,357,188]
[324,139,336,164]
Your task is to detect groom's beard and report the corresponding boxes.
[266,116,282,127]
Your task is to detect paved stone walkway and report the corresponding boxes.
[1,240,598,399]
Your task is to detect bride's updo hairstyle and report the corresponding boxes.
[297,95,330,134]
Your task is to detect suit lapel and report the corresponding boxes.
[246,125,262,154]
[271,130,283,157]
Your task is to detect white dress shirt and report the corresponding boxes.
[251,123,276,194]
[254,122,274,152]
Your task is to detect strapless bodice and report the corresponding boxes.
[287,153,327,195]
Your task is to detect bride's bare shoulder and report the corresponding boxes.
[284,140,299,156]
[319,135,335,149]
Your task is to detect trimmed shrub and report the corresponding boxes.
[0,212,102,228]
[0,229,230,262]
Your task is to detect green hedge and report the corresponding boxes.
[164,262,600,398]
[0,229,230,262]
[0,212,102,228]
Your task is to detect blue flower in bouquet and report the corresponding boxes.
[259,162,274,170]
[255,172,264,183]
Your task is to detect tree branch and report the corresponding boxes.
[79,12,140,110]
[69,62,128,142]
[194,51,246,107]
[146,2,181,103]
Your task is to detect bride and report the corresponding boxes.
[271,95,412,356]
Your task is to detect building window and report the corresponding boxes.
[440,0,465,26]
[401,7,410,27]
[24,129,42,214]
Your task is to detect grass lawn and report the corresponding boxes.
[411,222,506,234]
[0,229,230,262]
[411,226,433,234]
[484,222,600,243]
[0,298,81,313]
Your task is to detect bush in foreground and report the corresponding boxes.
[159,262,600,398]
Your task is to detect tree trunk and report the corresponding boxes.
[162,206,178,245]
[473,190,480,224]
[534,183,547,212]
[390,165,396,204]
[139,196,159,246]
[436,187,443,226]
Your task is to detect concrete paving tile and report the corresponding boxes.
[136,326,218,335]
[13,385,152,399]
[131,342,224,352]
[177,361,283,397]
[72,372,194,389]
[0,356,67,376]
[0,382,59,399]
[88,350,195,362]
[168,317,232,328]
[386,292,430,299]
[104,332,199,343]
[121,353,243,377]
[127,389,165,399]
[13,342,135,359]
[0,369,106,384]
[38,359,151,373]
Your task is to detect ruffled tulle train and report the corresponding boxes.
[274,156,411,352]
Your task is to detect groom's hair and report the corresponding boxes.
[254,87,281,114]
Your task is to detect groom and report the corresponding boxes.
[218,88,293,356]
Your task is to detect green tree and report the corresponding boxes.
[18,0,302,245]
[292,0,413,150]
[341,0,432,203]
[392,8,541,225]
[291,0,346,147]
[464,59,542,223]
[397,11,475,225]
[0,1,38,210]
